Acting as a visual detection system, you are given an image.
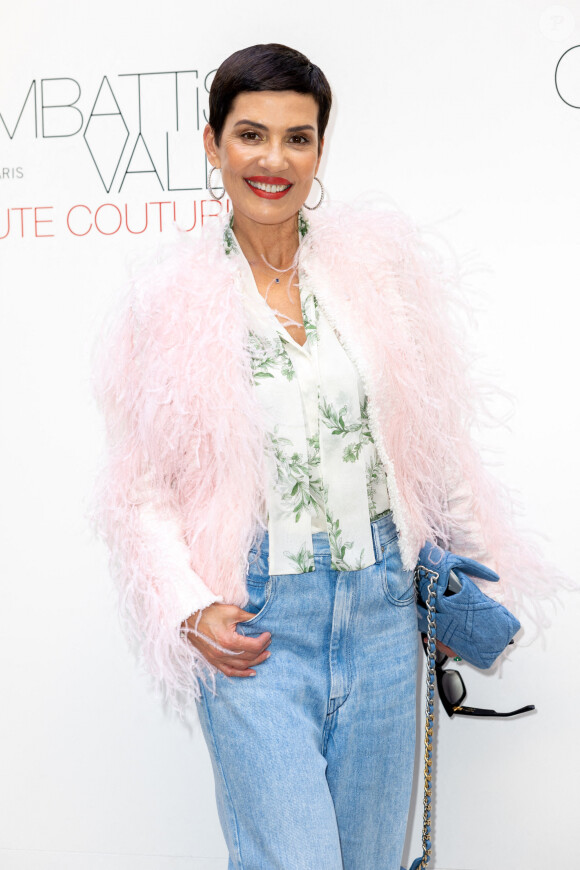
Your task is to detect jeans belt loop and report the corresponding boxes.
[371,520,382,564]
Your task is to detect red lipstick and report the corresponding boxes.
[244,176,293,199]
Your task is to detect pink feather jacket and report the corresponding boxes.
[92,202,547,715]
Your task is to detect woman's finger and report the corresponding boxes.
[211,646,272,672]
[196,628,271,658]
[191,632,271,671]
[221,665,257,678]
[227,649,271,670]
[436,640,457,658]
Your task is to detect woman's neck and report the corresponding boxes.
[232,211,300,271]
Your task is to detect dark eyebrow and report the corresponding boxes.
[233,119,316,134]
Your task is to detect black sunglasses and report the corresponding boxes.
[421,634,535,719]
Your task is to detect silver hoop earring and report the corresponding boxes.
[303,176,325,210]
[208,166,225,200]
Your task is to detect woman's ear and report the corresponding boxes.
[203,123,220,167]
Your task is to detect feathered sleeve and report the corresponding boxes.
[89,264,221,718]
[393,210,565,625]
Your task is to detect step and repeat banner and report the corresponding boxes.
[1,2,579,868]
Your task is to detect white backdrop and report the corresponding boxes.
[1,2,579,869]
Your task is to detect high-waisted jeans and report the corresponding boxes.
[195,512,418,870]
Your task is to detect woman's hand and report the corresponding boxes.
[422,634,458,660]
[182,603,272,677]
[435,640,457,659]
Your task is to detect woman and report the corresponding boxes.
[93,43,548,870]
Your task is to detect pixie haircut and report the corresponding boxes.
[208,44,332,153]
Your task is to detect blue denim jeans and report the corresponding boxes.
[195,512,418,870]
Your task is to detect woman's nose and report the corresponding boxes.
[259,139,289,172]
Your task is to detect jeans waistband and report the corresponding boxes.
[249,510,397,565]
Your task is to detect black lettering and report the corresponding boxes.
[0,81,37,139]
[555,45,580,108]
[41,78,83,137]
[118,132,164,192]
[83,76,129,193]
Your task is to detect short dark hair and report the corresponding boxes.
[208,44,332,154]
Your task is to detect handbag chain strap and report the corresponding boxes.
[414,564,439,869]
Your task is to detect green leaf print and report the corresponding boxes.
[319,396,375,464]
[283,545,315,573]
[302,304,319,342]
[359,395,373,443]
[325,505,365,571]
[268,429,321,520]
[223,220,237,256]
[248,331,296,385]
[319,399,361,438]
[307,433,321,465]
[365,457,382,516]
[306,434,325,514]
[350,552,369,571]
[343,442,363,463]
[281,354,295,381]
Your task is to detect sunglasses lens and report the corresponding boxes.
[440,670,465,707]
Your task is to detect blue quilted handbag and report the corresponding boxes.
[415,542,521,669]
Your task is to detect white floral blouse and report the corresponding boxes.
[225,212,391,575]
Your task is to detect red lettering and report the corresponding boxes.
[125,202,148,234]
[67,204,92,236]
[94,203,122,235]
[201,199,222,225]
[173,200,197,232]
[34,206,54,237]
[148,201,171,232]
[0,209,9,239]
[12,207,33,237]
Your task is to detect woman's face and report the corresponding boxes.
[204,90,323,229]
